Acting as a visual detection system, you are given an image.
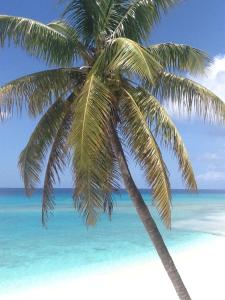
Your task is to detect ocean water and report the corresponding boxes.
[0,189,225,295]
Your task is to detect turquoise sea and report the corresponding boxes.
[1,189,225,295]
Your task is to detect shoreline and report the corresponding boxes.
[2,235,225,300]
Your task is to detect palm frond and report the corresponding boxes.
[130,86,197,190]
[120,86,171,227]
[147,43,209,74]
[42,106,73,225]
[109,37,162,84]
[69,74,115,225]
[62,0,98,45]
[151,72,225,122]
[0,15,76,65]
[95,0,122,40]
[110,0,178,42]
[0,68,84,116]
[63,0,122,46]
[102,149,120,219]
[47,19,92,63]
[18,99,71,195]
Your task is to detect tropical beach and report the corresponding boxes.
[1,237,225,300]
[1,190,225,299]
[1,0,225,299]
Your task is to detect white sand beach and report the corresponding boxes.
[2,236,225,300]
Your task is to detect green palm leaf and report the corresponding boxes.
[69,74,115,225]
[0,15,76,65]
[18,100,70,195]
[120,87,171,227]
[130,86,197,190]
[47,20,91,63]
[109,37,162,84]
[152,72,225,122]
[110,0,178,42]
[95,0,122,40]
[147,43,209,74]
[102,150,120,219]
[42,106,73,225]
[63,0,97,45]
[0,68,84,116]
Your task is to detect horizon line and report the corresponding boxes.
[0,187,225,191]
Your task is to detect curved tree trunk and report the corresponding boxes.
[110,127,191,300]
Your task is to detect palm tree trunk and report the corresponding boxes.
[110,127,191,300]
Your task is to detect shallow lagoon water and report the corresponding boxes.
[1,189,225,294]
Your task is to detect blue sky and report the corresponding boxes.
[0,0,225,189]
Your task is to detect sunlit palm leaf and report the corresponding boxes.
[0,68,84,116]
[42,106,73,225]
[18,99,71,195]
[110,0,178,42]
[130,86,197,190]
[109,37,162,84]
[147,43,209,74]
[0,15,76,65]
[151,72,225,122]
[120,87,171,227]
[69,74,115,225]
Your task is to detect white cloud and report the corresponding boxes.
[194,54,225,101]
[196,146,225,184]
[198,152,221,161]
[197,151,225,181]
[197,171,225,182]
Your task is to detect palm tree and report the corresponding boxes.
[0,1,225,299]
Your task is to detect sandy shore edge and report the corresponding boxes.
[2,235,225,300]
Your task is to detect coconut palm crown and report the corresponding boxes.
[0,0,224,228]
